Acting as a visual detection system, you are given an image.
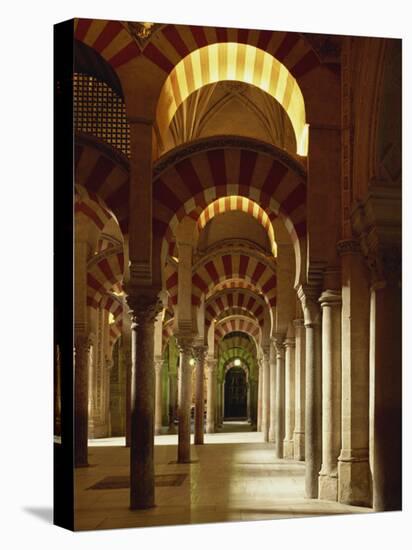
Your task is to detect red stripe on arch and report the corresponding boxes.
[251,262,266,285]
[93,21,123,53]
[261,161,288,196]
[237,28,249,44]
[174,158,203,197]
[262,274,276,293]
[275,32,300,61]
[239,149,258,193]
[84,155,115,193]
[205,261,219,283]
[281,182,306,216]
[239,255,250,278]
[215,27,227,42]
[257,30,273,51]
[162,25,189,58]
[207,149,227,188]
[153,178,182,213]
[166,271,178,289]
[98,258,116,285]
[193,273,208,293]
[292,50,320,78]
[76,19,93,41]
[190,25,208,48]
[109,42,140,68]
[222,255,233,278]
[143,43,174,73]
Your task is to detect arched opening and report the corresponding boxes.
[224,364,248,419]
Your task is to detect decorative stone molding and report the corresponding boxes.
[153,135,307,180]
[124,22,164,50]
[193,345,208,363]
[319,289,342,308]
[126,290,163,326]
[297,284,322,327]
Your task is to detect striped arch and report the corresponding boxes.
[218,334,257,357]
[100,294,123,348]
[198,196,277,256]
[215,317,261,344]
[191,250,276,307]
[206,279,262,299]
[219,348,257,379]
[164,260,178,306]
[87,247,124,307]
[75,140,129,234]
[75,184,113,232]
[156,43,309,155]
[205,288,267,328]
[152,137,306,286]
[75,21,320,83]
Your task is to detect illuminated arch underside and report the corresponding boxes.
[157,43,308,155]
[198,196,277,256]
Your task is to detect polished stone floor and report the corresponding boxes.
[75,422,372,531]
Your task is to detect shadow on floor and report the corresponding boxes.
[23,506,53,524]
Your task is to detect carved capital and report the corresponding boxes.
[337,239,361,256]
[284,337,296,349]
[297,285,321,327]
[319,289,342,308]
[193,345,208,364]
[126,290,163,327]
[177,337,194,356]
[206,358,218,372]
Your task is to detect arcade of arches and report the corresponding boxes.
[62,19,402,528]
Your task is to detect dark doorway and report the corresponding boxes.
[224,367,247,419]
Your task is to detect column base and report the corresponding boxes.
[293,431,305,461]
[206,424,215,434]
[155,427,162,435]
[268,428,275,443]
[318,472,338,501]
[283,439,294,459]
[338,452,371,507]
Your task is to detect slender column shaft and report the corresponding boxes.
[177,340,193,463]
[261,351,270,441]
[319,290,342,501]
[268,343,277,442]
[154,359,163,435]
[250,379,258,429]
[298,285,322,499]
[168,373,177,433]
[283,337,295,459]
[206,359,217,433]
[257,363,263,431]
[127,292,161,510]
[274,336,285,458]
[194,346,207,445]
[293,319,305,460]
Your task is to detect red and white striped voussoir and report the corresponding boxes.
[86,249,124,308]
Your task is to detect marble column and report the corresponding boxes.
[293,319,306,460]
[206,358,217,433]
[177,338,193,463]
[257,360,263,431]
[268,342,277,443]
[274,334,285,459]
[298,285,322,499]
[370,256,401,511]
[168,372,177,433]
[337,240,371,506]
[250,378,258,429]
[126,291,162,509]
[318,290,342,501]
[154,358,163,435]
[194,345,207,445]
[283,334,295,459]
[261,349,270,442]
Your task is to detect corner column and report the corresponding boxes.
[318,290,342,501]
[126,291,162,509]
[337,240,371,506]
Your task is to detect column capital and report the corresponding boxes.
[125,288,163,326]
[284,336,295,349]
[297,285,322,327]
[337,238,361,256]
[319,289,342,307]
[154,357,163,373]
[293,318,305,330]
[193,345,208,363]
[206,358,218,371]
[176,337,194,355]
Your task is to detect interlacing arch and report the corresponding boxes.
[157,42,309,155]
